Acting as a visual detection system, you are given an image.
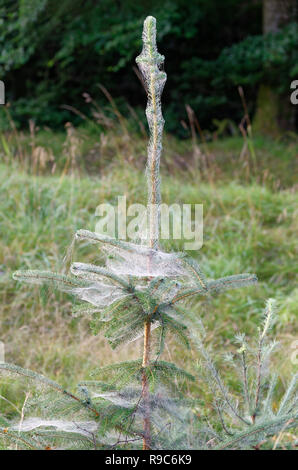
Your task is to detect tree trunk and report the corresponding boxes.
[136,16,167,451]
[263,0,296,34]
[253,0,297,135]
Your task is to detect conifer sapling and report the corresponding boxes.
[0,16,296,451]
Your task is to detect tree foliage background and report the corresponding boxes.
[0,0,297,133]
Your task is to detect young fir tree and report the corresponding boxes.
[0,17,297,450]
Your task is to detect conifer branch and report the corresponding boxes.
[13,270,89,290]
[0,363,100,418]
[214,415,297,450]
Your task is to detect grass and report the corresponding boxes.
[0,125,297,426]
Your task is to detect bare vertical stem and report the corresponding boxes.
[142,321,151,449]
[253,338,263,423]
[136,16,167,450]
[253,299,275,423]
[240,348,250,415]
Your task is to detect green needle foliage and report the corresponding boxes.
[0,17,297,450]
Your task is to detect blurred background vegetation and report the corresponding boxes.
[0,0,297,135]
[0,1,297,442]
